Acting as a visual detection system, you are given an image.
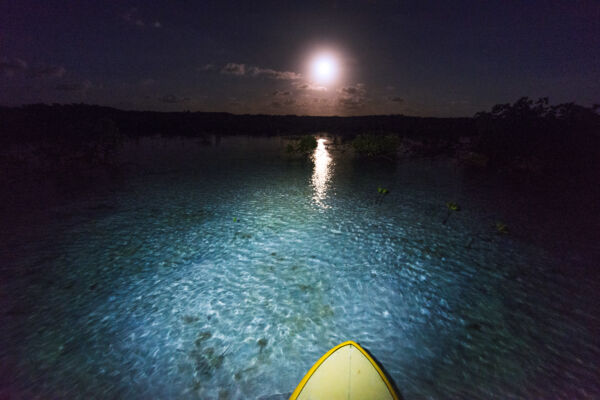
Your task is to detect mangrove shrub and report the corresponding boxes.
[352,134,400,158]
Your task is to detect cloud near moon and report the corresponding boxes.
[220,63,301,80]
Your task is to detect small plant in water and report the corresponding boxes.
[257,338,268,352]
[233,217,238,223]
[376,187,390,204]
[495,222,509,234]
[446,202,460,211]
[443,202,460,224]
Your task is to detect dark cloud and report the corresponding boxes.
[270,98,295,109]
[338,83,366,96]
[159,94,190,103]
[55,80,92,91]
[220,63,301,80]
[121,8,161,29]
[0,58,28,77]
[249,66,301,80]
[293,81,327,91]
[221,63,246,76]
[390,97,404,103]
[31,65,66,79]
[338,97,366,108]
[272,90,291,96]
[340,86,360,95]
[338,83,367,109]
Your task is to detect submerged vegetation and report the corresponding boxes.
[376,187,390,204]
[443,202,460,224]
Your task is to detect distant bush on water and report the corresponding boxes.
[297,135,317,153]
[286,135,317,155]
[351,134,400,158]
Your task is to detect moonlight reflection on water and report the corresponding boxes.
[311,138,333,208]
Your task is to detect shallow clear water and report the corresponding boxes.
[1,137,599,399]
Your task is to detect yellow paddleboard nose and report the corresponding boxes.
[289,341,400,400]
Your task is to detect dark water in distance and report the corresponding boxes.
[1,136,599,399]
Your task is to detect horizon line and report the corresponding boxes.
[1,102,479,119]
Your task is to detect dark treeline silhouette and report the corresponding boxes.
[1,98,598,177]
[473,97,600,174]
[0,103,475,145]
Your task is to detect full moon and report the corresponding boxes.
[311,53,338,84]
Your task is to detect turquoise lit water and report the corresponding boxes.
[1,136,599,399]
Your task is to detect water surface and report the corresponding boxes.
[1,136,599,399]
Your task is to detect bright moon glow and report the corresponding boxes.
[311,54,338,84]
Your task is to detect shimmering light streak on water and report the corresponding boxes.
[0,137,599,399]
[311,138,332,208]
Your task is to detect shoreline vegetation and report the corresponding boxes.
[1,97,599,183]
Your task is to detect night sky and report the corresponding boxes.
[1,1,598,116]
